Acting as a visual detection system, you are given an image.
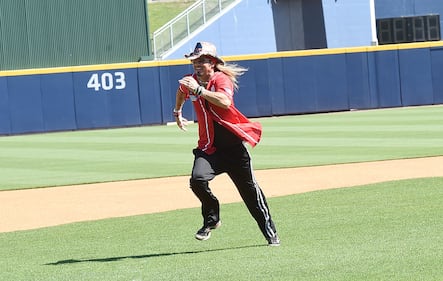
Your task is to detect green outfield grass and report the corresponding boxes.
[1,177,442,281]
[148,1,193,33]
[0,105,442,191]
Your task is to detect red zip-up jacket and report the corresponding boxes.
[179,72,262,154]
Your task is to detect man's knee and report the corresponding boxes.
[190,178,207,190]
[189,179,218,203]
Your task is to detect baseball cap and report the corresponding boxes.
[185,42,225,65]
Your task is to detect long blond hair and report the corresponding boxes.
[216,62,248,91]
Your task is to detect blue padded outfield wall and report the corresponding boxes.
[1,41,443,135]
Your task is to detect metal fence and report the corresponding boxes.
[152,0,237,59]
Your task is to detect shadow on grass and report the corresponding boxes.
[46,244,265,265]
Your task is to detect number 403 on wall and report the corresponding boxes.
[87,72,126,91]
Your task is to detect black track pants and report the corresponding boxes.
[189,144,277,240]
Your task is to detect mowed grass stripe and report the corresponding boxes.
[0,105,442,191]
[253,106,443,168]
[0,126,196,189]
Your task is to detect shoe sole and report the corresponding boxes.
[195,232,211,241]
[195,221,221,241]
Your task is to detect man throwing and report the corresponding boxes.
[174,42,280,246]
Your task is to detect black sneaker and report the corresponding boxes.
[195,221,221,241]
[267,235,281,247]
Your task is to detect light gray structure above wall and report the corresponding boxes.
[322,0,377,48]
[163,0,378,60]
[163,0,276,60]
